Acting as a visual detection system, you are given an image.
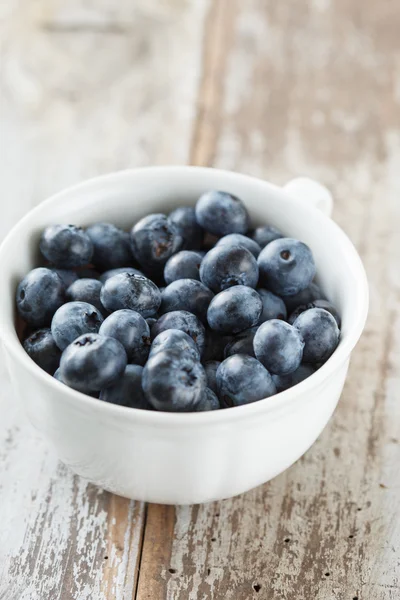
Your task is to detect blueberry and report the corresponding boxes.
[283,282,325,314]
[151,310,206,355]
[216,234,261,258]
[169,206,203,250]
[150,329,201,362]
[293,308,340,364]
[204,360,221,394]
[99,267,143,283]
[100,273,161,318]
[23,328,61,374]
[272,364,315,392]
[160,279,214,322]
[202,329,232,362]
[253,320,304,375]
[142,350,206,412]
[207,286,262,334]
[130,213,183,273]
[195,191,250,236]
[257,288,287,323]
[164,251,203,284]
[67,278,104,313]
[60,333,127,392]
[16,268,65,327]
[54,364,99,397]
[258,238,316,296]
[99,309,151,365]
[53,367,99,398]
[288,299,341,328]
[53,269,79,289]
[200,246,259,293]
[251,225,282,248]
[100,365,152,409]
[312,300,341,327]
[192,387,220,411]
[86,222,133,270]
[51,301,104,350]
[224,326,258,358]
[54,367,63,382]
[216,354,276,407]
[40,224,93,268]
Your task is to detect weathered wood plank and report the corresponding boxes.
[136,0,400,598]
[0,0,209,597]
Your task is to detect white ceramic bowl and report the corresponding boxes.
[0,167,368,505]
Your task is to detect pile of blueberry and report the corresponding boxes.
[17,190,340,412]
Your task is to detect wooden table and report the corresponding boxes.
[1,1,399,598]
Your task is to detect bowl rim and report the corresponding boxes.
[0,166,369,425]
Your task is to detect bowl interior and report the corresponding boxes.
[0,167,367,372]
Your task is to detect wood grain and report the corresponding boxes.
[1,0,399,598]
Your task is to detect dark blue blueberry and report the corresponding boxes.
[151,310,206,355]
[216,234,261,257]
[23,328,61,374]
[150,329,201,362]
[53,365,99,397]
[16,267,65,327]
[53,269,78,288]
[251,225,282,248]
[293,308,340,364]
[258,238,316,296]
[164,251,203,284]
[312,300,341,327]
[288,299,341,328]
[203,360,221,394]
[200,246,259,293]
[257,288,287,323]
[272,364,315,393]
[169,206,203,250]
[100,365,152,409]
[86,222,133,270]
[142,350,206,412]
[51,301,104,350]
[192,387,220,411]
[253,320,304,375]
[60,333,127,392]
[99,309,151,365]
[160,279,214,323]
[130,213,183,273]
[40,224,93,268]
[283,281,325,314]
[224,326,258,358]
[67,278,104,313]
[207,286,262,334]
[195,191,250,236]
[100,273,161,318]
[99,267,143,283]
[202,329,232,362]
[216,354,276,407]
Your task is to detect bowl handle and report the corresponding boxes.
[282,177,333,218]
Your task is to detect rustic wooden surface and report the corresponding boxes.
[0,0,399,598]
